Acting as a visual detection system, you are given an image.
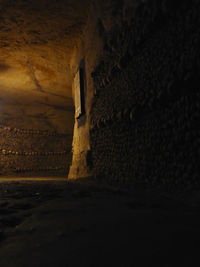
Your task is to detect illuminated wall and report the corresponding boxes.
[0,0,91,176]
[68,3,104,179]
[0,50,74,177]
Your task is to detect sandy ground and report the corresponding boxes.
[0,178,200,267]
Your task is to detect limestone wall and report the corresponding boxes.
[68,2,104,179]
[68,0,136,179]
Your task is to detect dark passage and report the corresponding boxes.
[0,0,200,266]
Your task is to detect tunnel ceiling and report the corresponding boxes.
[0,0,90,132]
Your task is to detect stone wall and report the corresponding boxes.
[68,1,104,179]
[90,0,200,188]
[0,124,72,176]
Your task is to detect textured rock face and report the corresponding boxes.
[68,0,137,179]
[1,0,199,185]
[90,0,200,188]
[0,0,90,176]
[0,0,90,133]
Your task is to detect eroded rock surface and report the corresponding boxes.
[0,0,90,132]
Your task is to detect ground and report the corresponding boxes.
[0,178,200,267]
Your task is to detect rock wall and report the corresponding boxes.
[0,124,72,176]
[90,0,200,188]
[0,0,88,134]
[68,2,104,179]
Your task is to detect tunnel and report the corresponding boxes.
[0,1,200,266]
[0,0,89,177]
[1,0,199,187]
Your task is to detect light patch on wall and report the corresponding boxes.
[0,65,35,93]
[74,69,81,118]
[74,65,85,120]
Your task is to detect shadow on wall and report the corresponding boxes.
[89,0,200,189]
[0,63,10,72]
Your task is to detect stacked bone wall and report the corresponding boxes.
[90,0,200,189]
[0,124,72,176]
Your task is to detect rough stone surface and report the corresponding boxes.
[90,0,200,188]
[0,0,90,132]
[0,0,91,176]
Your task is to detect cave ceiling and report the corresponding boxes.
[0,0,90,132]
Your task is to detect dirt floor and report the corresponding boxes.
[0,178,200,267]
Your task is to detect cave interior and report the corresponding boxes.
[0,0,200,266]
